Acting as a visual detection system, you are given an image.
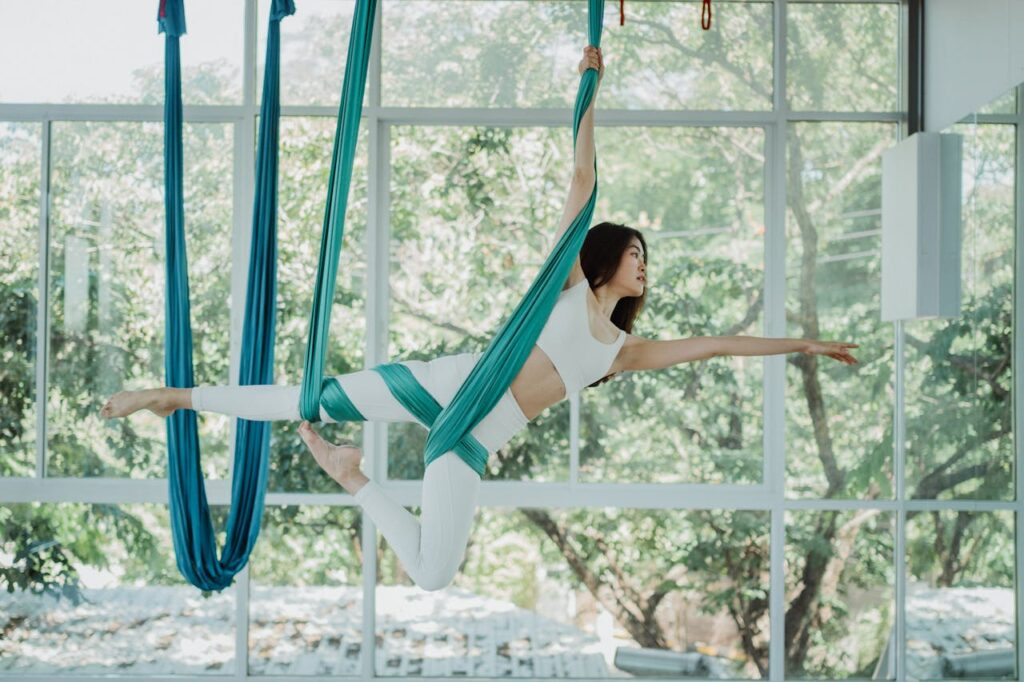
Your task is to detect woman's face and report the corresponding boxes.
[612,236,646,297]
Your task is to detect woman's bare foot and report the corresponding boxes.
[100,388,184,419]
[298,421,368,495]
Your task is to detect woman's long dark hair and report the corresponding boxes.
[580,221,648,388]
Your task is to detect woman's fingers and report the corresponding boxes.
[580,46,604,78]
[817,345,858,364]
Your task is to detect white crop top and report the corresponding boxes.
[535,278,626,394]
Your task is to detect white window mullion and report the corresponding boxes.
[769,0,789,680]
[4,474,1021,513]
[1014,82,1024,682]
[370,118,390,496]
[362,2,385,677]
[569,392,580,485]
[35,119,52,479]
[0,103,249,122]
[765,116,788,682]
[894,318,907,682]
[893,4,909,679]
[764,137,788,487]
[234,563,251,680]
[0,102,907,128]
[233,1,258,678]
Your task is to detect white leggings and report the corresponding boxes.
[189,352,529,591]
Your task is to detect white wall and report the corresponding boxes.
[925,0,1024,131]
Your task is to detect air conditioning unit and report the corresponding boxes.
[881,131,963,321]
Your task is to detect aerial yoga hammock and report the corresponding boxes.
[161,0,605,591]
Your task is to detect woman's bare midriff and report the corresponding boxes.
[508,283,630,421]
[509,345,569,421]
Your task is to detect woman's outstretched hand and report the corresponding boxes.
[578,45,604,84]
[802,340,859,365]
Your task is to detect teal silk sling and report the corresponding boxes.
[303,0,606,477]
[162,0,604,590]
[161,0,294,590]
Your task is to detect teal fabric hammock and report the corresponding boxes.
[162,0,605,591]
[161,0,294,590]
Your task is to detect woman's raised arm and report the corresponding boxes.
[549,46,604,267]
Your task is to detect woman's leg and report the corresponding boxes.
[300,352,530,591]
[190,382,331,422]
[102,355,443,423]
[130,360,436,424]
[355,452,480,591]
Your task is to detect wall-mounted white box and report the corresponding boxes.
[881,132,963,321]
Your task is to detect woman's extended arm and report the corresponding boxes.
[622,335,859,372]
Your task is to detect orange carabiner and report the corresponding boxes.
[702,0,712,30]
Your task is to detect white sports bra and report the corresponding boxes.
[536,278,626,395]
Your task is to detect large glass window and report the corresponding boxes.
[388,124,572,481]
[897,114,1018,681]
[581,126,765,484]
[784,510,894,678]
[268,117,368,493]
[0,122,40,477]
[903,123,1015,502]
[905,510,1016,681]
[0,0,244,105]
[257,0,358,108]
[375,507,771,677]
[4,2,1016,680]
[247,505,364,675]
[786,2,900,112]
[382,0,774,111]
[785,121,898,499]
[46,121,233,479]
[0,503,237,675]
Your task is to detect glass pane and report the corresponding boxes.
[47,122,233,478]
[0,503,236,675]
[580,126,766,484]
[0,0,243,105]
[905,510,1016,682]
[269,117,368,493]
[257,0,365,108]
[904,123,1014,501]
[977,88,1017,116]
[786,122,898,499]
[785,510,894,679]
[387,125,570,482]
[787,3,900,112]
[383,0,773,111]
[375,507,769,677]
[0,122,40,477]
[248,505,364,676]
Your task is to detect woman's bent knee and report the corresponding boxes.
[411,541,464,592]
[414,564,459,592]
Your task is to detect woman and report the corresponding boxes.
[101,46,858,591]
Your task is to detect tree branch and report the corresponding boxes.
[786,134,844,495]
[626,18,773,103]
[910,427,1010,500]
